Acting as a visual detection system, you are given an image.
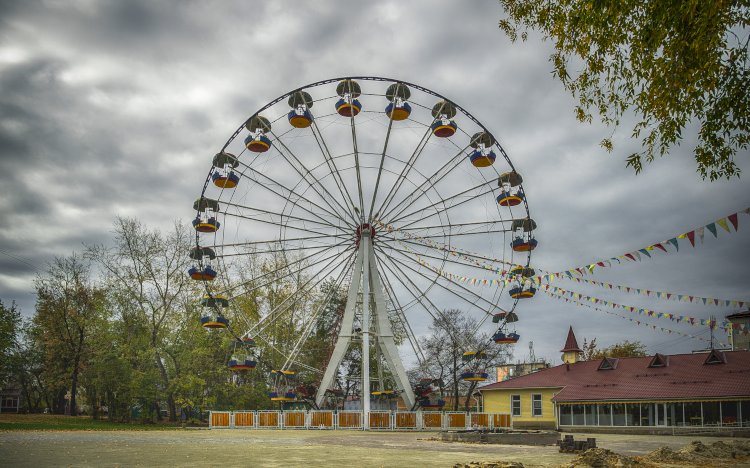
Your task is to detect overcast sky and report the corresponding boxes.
[1,0,748,365]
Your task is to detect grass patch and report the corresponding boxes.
[0,414,184,431]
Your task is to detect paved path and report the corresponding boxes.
[0,429,746,467]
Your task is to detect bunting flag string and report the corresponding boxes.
[541,284,750,334]
[560,277,747,309]
[548,206,749,278]
[542,288,729,348]
[374,219,521,274]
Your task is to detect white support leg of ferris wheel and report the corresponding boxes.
[314,230,416,414]
[314,241,364,408]
[367,240,416,409]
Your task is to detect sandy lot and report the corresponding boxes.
[0,429,748,467]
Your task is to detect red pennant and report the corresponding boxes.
[729,213,738,230]
[666,293,672,299]
[625,253,635,261]
[686,231,696,246]
[653,243,668,252]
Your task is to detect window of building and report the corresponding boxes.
[571,404,585,425]
[703,401,721,426]
[599,404,613,426]
[584,404,597,426]
[559,405,572,425]
[626,403,641,426]
[612,404,627,426]
[684,402,702,426]
[531,394,542,417]
[510,395,521,416]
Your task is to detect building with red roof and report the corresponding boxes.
[479,326,750,431]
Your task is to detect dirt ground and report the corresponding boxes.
[0,429,748,467]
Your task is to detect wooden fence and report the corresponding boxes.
[209,410,512,430]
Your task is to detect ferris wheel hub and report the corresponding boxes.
[355,223,376,242]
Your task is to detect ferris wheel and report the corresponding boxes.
[190,77,537,411]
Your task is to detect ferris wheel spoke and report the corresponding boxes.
[378,245,497,316]
[376,260,426,365]
[373,125,435,221]
[211,233,348,249]
[347,111,366,218]
[223,211,342,238]
[270,130,358,224]
[308,119,360,223]
[378,241,497,274]
[375,252,475,351]
[390,219,514,234]
[249,247,356,338]
[221,241,352,298]
[386,237,515,267]
[237,162,355,229]
[367,105,397,221]
[377,145,470,223]
[388,180,495,228]
[219,242,343,257]
[281,255,356,371]
[223,200,346,232]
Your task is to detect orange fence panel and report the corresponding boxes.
[284,411,306,428]
[309,411,334,429]
[471,413,489,428]
[395,412,417,429]
[258,411,280,428]
[368,412,391,429]
[422,412,443,429]
[338,411,362,429]
[234,412,255,427]
[211,412,230,428]
[446,412,466,429]
[492,413,511,428]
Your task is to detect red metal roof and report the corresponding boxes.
[479,351,750,402]
[560,326,582,353]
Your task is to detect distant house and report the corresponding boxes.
[479,326,750,431]
[1,387,21,413]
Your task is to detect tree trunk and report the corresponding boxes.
[452,349,459,412]
[153,348,176,422]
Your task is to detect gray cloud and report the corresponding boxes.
[0,0,747,365]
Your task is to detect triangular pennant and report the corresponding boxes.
[696,227,705,244]
[706,223,718,237]
[729,213,739,231]
[653,243,668,253]
[717,218,730,232]
[668,238,679,251]
[639,248,652,258]
[686,231,696,247]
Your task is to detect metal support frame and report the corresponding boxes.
[314,230,416,419]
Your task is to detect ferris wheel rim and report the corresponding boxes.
[192,76,536,393]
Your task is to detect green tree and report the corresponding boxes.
[0,299,21,386]
[582,338,647,360]
[499,0,750,180]
[87,217,193,422]
[34,255,106,415]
